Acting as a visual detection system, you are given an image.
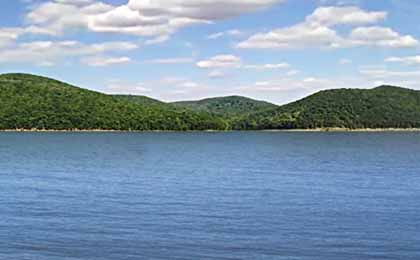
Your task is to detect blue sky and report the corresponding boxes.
[1,0,420,104]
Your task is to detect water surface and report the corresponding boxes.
[0,132,419,259]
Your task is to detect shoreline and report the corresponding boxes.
[1,128,420,133]
[264,128,420,132]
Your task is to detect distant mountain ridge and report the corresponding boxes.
[1,73,420,131]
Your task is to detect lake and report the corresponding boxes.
[0,132,419,259]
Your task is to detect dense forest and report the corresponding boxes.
[172,96,277,118]
[232,86,420,130]
[0,73,227,131]
[1,73,420,131]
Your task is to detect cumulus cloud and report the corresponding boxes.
[286,70,300,76]
[81,56,131,67]
[196,55,292,72]
[349,26,419,48]
[238,6,418,49]
[0,28,23,48]
[238,23,343,49]
[127,0,282,20]
[207,29,243,40]
[0,40,138,66]
[26,1,113,36]
[386,55,420,65]
[24,0,282,41]
[196,55,241,69]
[196,54,295,80]
[208,70,226,78]
[145,57,194,64]
[306,6,387,26]
[243,63,291,70]
[105,79,152,94]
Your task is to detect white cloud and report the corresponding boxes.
[286,70,300,76]
[55,0,94,5]
[233,70,420,104]
[81,56,131,66]
[359,68,420,79]
[24,0,282,41]
[208,70,226,78]
[207,29,243,40]
[0,28,23,48]
[318,0,363,5]
[107,68,420,104]
[349,26,419,48]
[339,58,352,65]
[196,54,241,69]
[104,76,212,101]
[89,5,201,39]
[0,40,138,66]
[243,63,291,70]
[238,6,418,49]
[207,32,224,40]
[179,81,199,88]
[127,0,282,20]
[237,22,342,49]
[357,68,420,89]
[87,41,138,52]
[234,77,345,103]
[145,57,194,64]
[196,55,295,80]
[385,55,420,65]
[144,35,171,45]
[197,56,292,72]
[306,6,386,26]
[106,80,152,94]
[26,1,114,36]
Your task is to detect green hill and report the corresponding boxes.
[1,73,420,131]
[233,86,420,130]
[172,96,278,118]
[0,73,228,131]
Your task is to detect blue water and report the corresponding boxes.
[0,132,419,260]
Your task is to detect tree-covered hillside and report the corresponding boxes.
[2,73,420,131]
[172,96,278,118]
[0,73,228,131]
[233,86,420,130]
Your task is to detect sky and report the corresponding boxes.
[1,0,420,104]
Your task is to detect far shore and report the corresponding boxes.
[1,128,420,133]
[264,128,420,132]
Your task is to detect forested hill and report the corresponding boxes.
[0,73,227,131]
[1,73,420,131]
[172,96,278,118]
[232,86,420,130]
